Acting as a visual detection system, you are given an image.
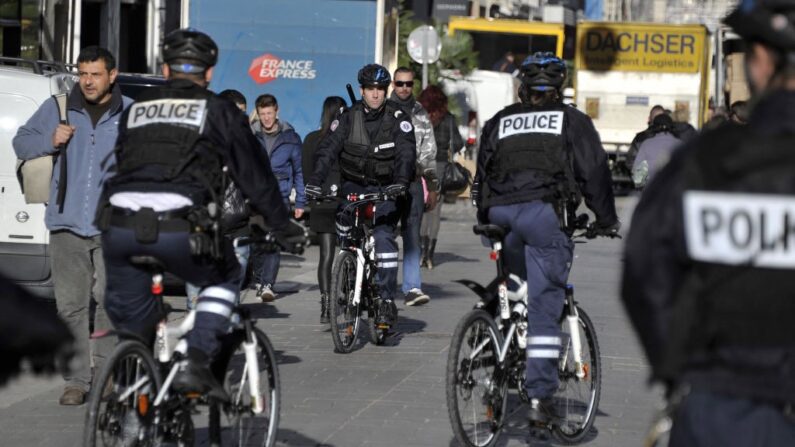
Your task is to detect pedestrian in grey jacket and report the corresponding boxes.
[12,46,131,406]
[390,67,438,306]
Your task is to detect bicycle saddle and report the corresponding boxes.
[473,224,506,241]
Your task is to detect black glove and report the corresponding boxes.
[470,181,481,207]
[384,184,407,199]
[305,184,322,201]
[273,219,308,254]
[592,220,622,238]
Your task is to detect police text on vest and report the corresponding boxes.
[684,191,795,268]
[128,99,208,130]
[498,111,564,139]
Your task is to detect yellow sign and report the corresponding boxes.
[576,23,707,73]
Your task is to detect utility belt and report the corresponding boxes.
[101,205,223,261]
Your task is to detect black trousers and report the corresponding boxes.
[103,226,240,358]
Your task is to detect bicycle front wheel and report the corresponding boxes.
[84,339,163,447]
[446,309,507,447]
[329,250,361,353]
[553,306,601,444]
[209,327,281,447]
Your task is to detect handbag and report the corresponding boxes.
[15,93,68,204]
[442,162,472,195]
[441,116,472,195]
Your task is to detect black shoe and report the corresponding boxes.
[320,294,330,324]
[172,358,229,402]
[377,299,397,326]
[528,397,559,426]
[404,288,430,307]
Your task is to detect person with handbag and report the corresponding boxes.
[418,85,464,269]
[12,46,131,406]
[302,96,348,324]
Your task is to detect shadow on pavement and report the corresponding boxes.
[431,251,480,267]
[447,394,601,446]
[276,428,335,446]
[386,314,428,345]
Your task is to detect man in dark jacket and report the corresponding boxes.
[13,46,130,405]
[623,2,795,445]
[473,52,619,429]
[631,113,682,188]
[305,63,416,326]
[250,94,305,302]
[98,29,303,397]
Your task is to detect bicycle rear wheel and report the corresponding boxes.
[329,250,361,353]
[446,309,507,447]
[209,327,280,447]
[84,339,163,447]
[553,306,601,444]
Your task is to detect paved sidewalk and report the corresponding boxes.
[0,198,662,446]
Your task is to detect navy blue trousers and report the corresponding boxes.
[670,390,795,446]
[103,226,240,358]
[488,201,573,399]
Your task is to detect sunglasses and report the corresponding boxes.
[394,81,414,88]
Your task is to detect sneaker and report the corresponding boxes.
[258,284,276,302]
[527,397,560,426]
[377,299,398,326]
[404,288,430,306]
[172,359,229,402]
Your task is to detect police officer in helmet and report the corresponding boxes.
[623,1,795,444]
[98,28,303,397]
[472,52,619,428]
[305,63,417,327]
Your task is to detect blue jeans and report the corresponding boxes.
[400,181,424,294]
[186,237,250,310]
[488,201,573,399]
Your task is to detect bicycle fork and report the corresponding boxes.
[563,286,586,379]
[241,318,264,414]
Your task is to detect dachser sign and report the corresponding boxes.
[576,23,707,74]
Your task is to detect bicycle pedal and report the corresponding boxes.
[376,323,390,329]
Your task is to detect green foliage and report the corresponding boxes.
[396,1,478,98]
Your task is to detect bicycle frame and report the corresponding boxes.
[113,272,266,415]
[457,235,587,381]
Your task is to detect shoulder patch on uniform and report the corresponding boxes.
[330,119,339,132]
[128,98,208,131]
[400,121,413,133]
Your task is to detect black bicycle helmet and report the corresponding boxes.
[724,0,795,51]
[519,52,567,92]
[357,63,391,88]
[162,28,219,72]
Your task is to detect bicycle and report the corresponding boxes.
[325,190,400,353]
[84,231,300,447]
[446,218,611,446]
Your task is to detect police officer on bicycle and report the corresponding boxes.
[623,2,795,445]
[472,52,619,427]
[305,64,416,327]
[98,28,303,398]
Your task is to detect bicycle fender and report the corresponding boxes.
[454,279,489,300]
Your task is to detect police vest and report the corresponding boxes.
[339,102,402,185]
[662,126,795,378]
[485,103,576,205]
[106,87,224,204]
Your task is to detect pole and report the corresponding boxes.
[421,28,428,89]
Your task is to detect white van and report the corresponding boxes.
[0,62,77,298]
